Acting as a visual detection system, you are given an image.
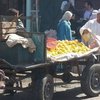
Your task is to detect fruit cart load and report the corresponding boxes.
[47,39,99,62]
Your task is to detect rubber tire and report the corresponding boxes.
[81,64,100,97]
[62,72,73,83]
[34,74,54,100]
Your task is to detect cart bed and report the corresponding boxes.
[0,33,46,65]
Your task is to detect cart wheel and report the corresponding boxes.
[62,72,73,83]
[81,64,100,97]
[34,74,54,100]
[4,82,16,95]
[4,76,16,95]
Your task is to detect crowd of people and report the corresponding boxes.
[5,0,100,49]
[39,0,100,49]
[80,9,100,48]
[56,0,100,49]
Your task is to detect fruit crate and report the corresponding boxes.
[0,15,17,41]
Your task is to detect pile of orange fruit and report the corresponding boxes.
[47,40,90,57]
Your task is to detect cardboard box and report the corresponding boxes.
[0,15,17,34]
[0,21,16,34]
[0,16,17,40]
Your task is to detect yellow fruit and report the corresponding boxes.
[47,40,90,57]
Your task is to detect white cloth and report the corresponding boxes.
[80,19,100,35]
[94,35,100,46]
[6,34,36,53]
[97,9,100,14]
[80,28,92,35]
[61,11,73,21]
[90,10,98,20]
[17,19,24,29]
[87,35,100,49]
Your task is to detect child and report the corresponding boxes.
[80,28,100,49]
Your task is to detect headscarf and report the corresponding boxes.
[61,11,73,21]
[80,28,92,42]
[97,9,100,14]
[80,28,92,36]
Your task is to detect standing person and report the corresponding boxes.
[6,8,30,38]
[83,0,94,20]
[57,11,73,40]
[60,0,70,14]
[80,9,100,36]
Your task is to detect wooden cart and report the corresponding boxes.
[0,33,55,100]
[0,31,100,100]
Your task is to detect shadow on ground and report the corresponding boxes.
[0,87,99,100]
[53,87,95,100]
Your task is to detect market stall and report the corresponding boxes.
[46,38,100,97]
[0,15,100,100]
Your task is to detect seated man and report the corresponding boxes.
[6,8,30,38]
[7,8,25,31]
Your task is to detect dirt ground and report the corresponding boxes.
[53,79,100,100]
[0,79,100,100]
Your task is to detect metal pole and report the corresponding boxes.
[36,0,39,32]
[26,0,31,32]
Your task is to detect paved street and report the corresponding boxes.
[0,78,100,100]
[53,80,100,100]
